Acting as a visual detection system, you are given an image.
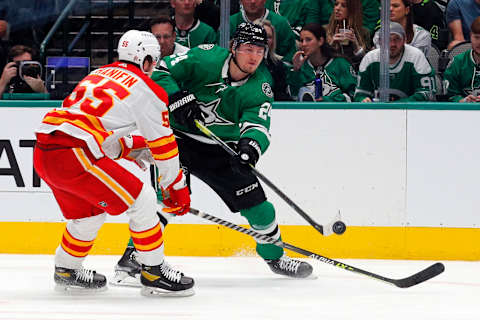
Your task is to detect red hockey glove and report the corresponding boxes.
[161,170,191,216]
[117,135,153,170]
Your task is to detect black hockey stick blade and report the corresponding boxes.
[189,207,445,288]
[194,120,331,236]
[391,262,445,288]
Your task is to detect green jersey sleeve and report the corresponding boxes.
[354,51,377,101]
[443,53,468,102]
[151,51,195,95]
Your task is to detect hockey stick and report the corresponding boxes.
[189,207,445,288]
[194,120,342,236]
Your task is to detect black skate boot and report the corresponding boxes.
[265,254,313,278]
[140,261,195,297]
[110,246,141,287]
[54,266,107,292]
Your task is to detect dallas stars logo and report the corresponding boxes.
[198,98,233,126]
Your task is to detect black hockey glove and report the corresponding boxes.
[168,90,204,130]
[231,138,261,175]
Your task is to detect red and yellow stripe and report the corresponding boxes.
[147,134,178,161]
[73,148,136,207]
[42,110,111,146]
[60,228,94,258]
[130,223,163,252]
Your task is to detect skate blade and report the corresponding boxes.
[54,284,108,294]
[140,286,195,297]
[109,270,141,287]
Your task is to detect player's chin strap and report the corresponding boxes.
[194,120,344,237]
[189,207,445,289]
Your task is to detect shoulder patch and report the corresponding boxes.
[198,44,215,50]
[262,82,274,98]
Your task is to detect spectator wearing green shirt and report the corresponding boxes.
[289,23,357,101]
[264,0,333,36]
[170,0,217,48]
[444,17,480,102]
[230,0,297,62]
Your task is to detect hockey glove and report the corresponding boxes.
[168,90,204,130]
[230,138,261,175]
[160,170,190,216]
[104,135,153,170]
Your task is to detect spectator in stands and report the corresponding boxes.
[289,23,357,101]
[264,0,333,36]
[194,0,221,30]
[373,0,432,56]
[230,0,298,62]
[446,0,480,49]
[0,45,46,98]
[444,16,480,102]
[326,0,370,70]
[170,0,217,48]
[409,0,448,50]
[195,0,242,30]
[262,20,292,100]
[355,22,436,102]
[150,16,189,59]
[361,0,381,36]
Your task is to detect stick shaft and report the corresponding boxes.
[189,207,444,288]
[194,120,325,235]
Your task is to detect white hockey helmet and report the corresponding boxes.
[117,30,160,73]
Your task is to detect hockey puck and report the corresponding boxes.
[332,221,346,235]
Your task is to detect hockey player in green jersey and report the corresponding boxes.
[354,22,436,102]
[111,23,313,286]
[444,17,480,102]
[230,0,297,62]
[289,23,357,101]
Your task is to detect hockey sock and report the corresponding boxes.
[240,201,283,260]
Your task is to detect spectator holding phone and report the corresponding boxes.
[0,45,46,97]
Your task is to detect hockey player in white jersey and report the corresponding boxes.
[33,30,194,297]
[355,22,436,102]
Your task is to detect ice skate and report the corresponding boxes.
[265,254,313,278]
[140,261,195,297]
[54,266,107,292]
[110,246,141,287]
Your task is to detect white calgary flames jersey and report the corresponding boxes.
[36,61,179,188]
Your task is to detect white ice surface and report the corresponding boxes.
[0,255,478,320]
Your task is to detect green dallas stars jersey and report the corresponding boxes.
[151,44,274,154]
[175,18,218,48]
[230,9,297,62]
[443,50,480,102]
[354,44,436,102]
[287,57,357,102]
[265,0,332,34]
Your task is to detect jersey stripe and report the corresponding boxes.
[147,135,179,160]
[73,148,135,206]
[42,110,111,146]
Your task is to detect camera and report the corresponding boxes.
[8,61,43,93]
[14,61,42,80]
